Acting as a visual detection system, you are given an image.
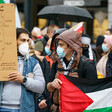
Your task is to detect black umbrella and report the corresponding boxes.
[37,5,93,22]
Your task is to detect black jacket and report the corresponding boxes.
[37,55,52,112]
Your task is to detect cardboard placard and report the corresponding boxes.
[0,3,18,81]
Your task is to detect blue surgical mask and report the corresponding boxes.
[102,43,109,52]
[45,47,51,55]
[56,46,66,58]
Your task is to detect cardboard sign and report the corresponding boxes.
[0,3,18,81]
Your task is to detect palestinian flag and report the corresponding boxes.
[59,74,112,112]
[70,22,84,34]
[0,0,10,3]
[0,0,5,3]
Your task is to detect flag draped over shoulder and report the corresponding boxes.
[59,74,112,112]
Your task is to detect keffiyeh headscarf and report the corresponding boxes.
[81,35,93,61]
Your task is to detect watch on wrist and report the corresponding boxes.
[23,76,27,83]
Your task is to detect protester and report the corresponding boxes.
[30,29,44,70]
[31,27,43,41]
[104,28,112,37]
[0,28,45,112]
[96,35,105,47]
[34,25,55,61]
[37,38,52,112]
[37,28,67,112]
[97,36,112,78]
[81,34,96,64]
[93,35,105,63]
[47,30,97,112]
[28,38,44,72]
[41,26,47,37]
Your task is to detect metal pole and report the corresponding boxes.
[24,0,33,32]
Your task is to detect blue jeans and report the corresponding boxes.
[0,107,20,112]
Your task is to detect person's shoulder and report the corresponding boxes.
[29,56,39,63]
[51,61,58,68]
[80,55,90,63]
[29,56,37,60]
[43,56,47,62]
[79,55,94,67]
[93,46,102,52]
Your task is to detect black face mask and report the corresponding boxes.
[82,47,89,58]
[83,47,88,51]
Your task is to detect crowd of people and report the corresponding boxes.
[0,25,112,112]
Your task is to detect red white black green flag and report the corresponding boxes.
[59,74,112,112]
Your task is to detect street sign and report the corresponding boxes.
[64,0,85,6]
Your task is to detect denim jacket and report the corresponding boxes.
[0,57,42,112]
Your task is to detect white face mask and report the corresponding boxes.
[19,42,29,56]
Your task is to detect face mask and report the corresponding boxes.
[19,42,29,56]
[82,47,89,58]
[82,47,88,52]
[102,43,109,52]
[104,35,108,38]
[45,47,51,55]
[57,46,66,58]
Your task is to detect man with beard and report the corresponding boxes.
[0,28,45,112]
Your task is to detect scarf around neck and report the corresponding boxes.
[59,51,76,75]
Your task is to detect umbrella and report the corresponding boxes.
[37,5,93,22]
